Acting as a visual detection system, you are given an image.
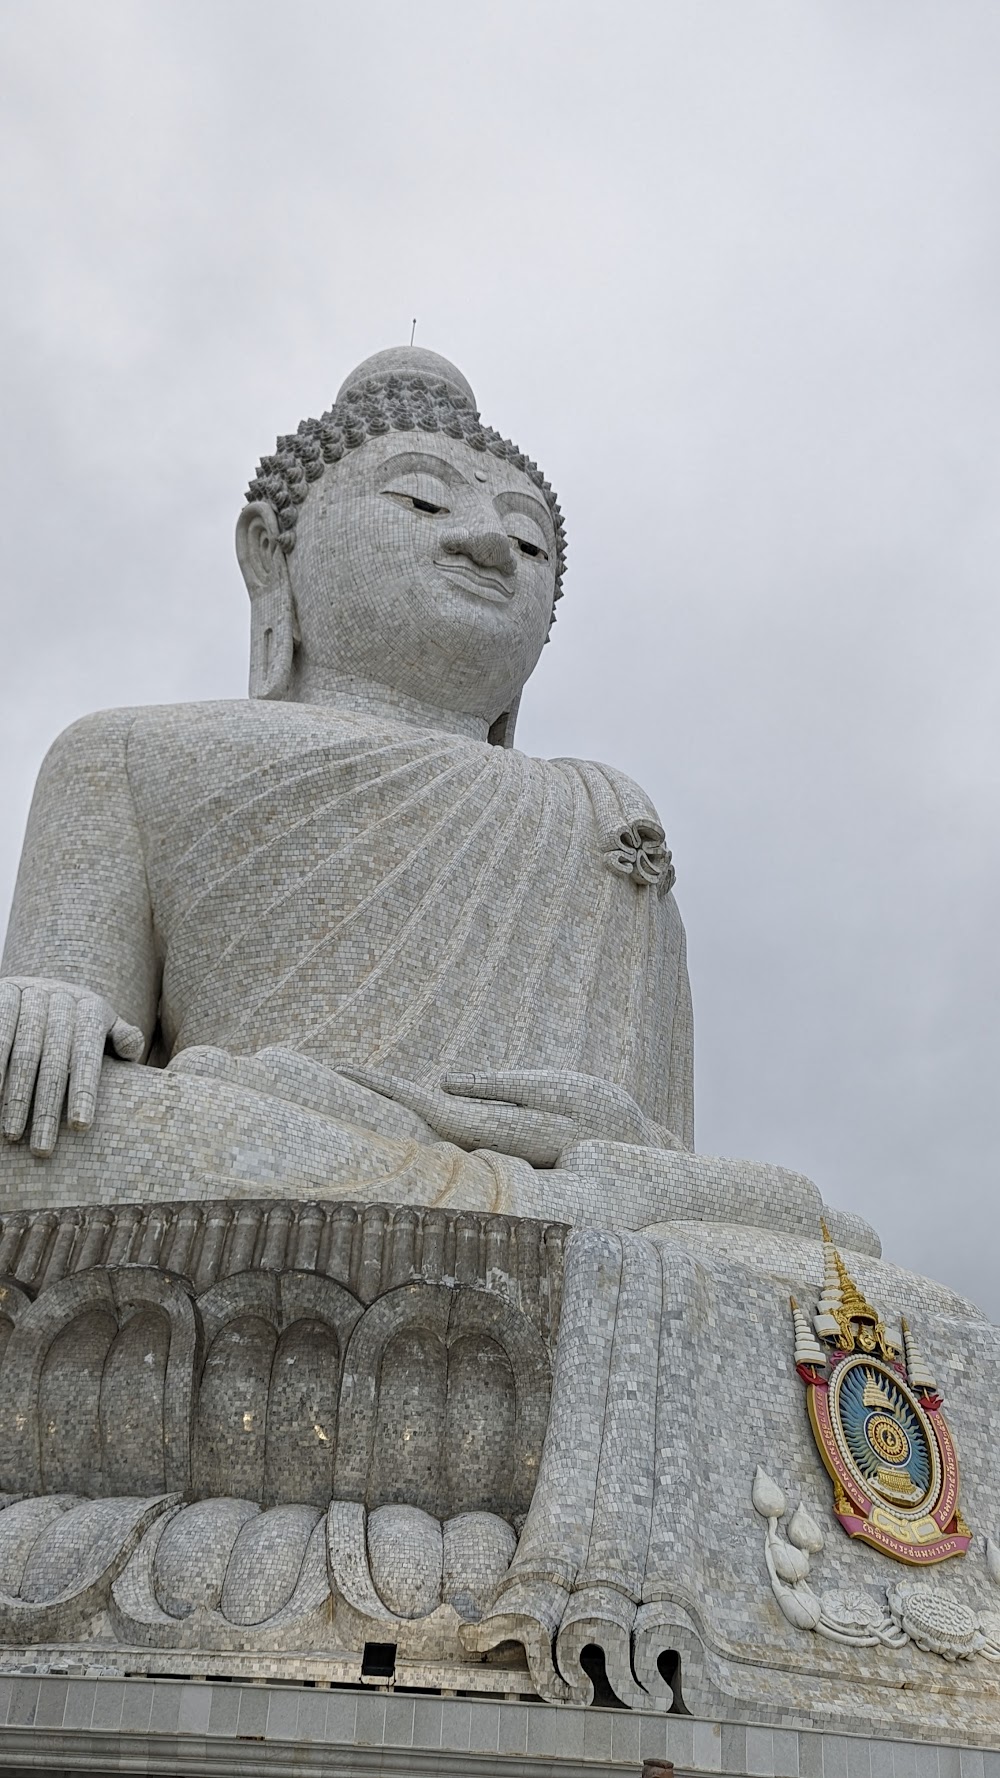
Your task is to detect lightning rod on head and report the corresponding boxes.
[410,318,417,346]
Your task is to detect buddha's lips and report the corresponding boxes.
[434,561,515,602]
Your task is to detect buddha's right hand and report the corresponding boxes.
[0,978,145,1157]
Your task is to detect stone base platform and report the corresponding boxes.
[0,1669,993,1777]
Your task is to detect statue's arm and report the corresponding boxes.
[0,710,158,1153]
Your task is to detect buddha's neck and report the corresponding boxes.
[287,662,490,742]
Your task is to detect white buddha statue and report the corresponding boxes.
[2,351,998,1747]
[0,345,711,1228]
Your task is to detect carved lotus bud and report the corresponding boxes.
[752,1467,786,1521]
[774,1581,823,1631]
[769,1538,811,1585]
[787,1503,825,1554]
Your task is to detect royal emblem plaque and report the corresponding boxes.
[791,1229,970,1565]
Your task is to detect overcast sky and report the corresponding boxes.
[2,1,999,1315]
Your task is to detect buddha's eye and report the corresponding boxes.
[385,491,450,515]
[513,536,548,561]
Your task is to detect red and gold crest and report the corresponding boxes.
[792,1229,970,1566]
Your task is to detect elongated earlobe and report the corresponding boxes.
[487,692,521,749]
[248,574,296,700]
[236,502,298,702]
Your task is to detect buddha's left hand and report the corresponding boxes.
[338,1066,678,1167]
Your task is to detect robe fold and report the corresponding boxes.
[114,702,695,1144]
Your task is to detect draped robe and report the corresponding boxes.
[3,700,694,1148]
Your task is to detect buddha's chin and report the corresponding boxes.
[437,575,538,638]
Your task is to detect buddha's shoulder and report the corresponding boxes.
[29,704,299,807]
[43,702,477,810]
[541,753,665,824]
[46,699,361,760]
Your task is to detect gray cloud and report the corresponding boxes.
[2,0,998,1312]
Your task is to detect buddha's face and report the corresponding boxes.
[287,430,559,723]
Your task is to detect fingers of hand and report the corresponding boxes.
[67,997,111,1131]
[431,1096,573,1164]
[469,1104,574,1166]
[341,1070,506,1151]
[341,1067,577,1162]
[0,981,22,1090]
[444,1070,650,1142]
[411,1094,497,1150]
[1,985,49,1142]
[442,1070,530,1102]
[109,1017,145,1062]
[337,1065,400,1093]
[443,1069,591,1118]
[29,991,75,1156]
[339,1067,446,1125]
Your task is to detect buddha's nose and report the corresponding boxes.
[440,525,515,576]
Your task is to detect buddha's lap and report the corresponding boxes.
[0,1060,979,1340]
[0,1057,508,1216]
[0,1058,886,1274]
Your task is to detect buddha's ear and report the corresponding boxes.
[236,501,298,701]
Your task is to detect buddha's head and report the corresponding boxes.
[236,347,566,744]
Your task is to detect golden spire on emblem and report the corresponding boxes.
[811,1223,898,1361]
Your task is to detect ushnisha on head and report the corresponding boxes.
[236,347,567,745]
